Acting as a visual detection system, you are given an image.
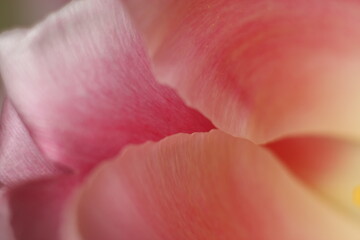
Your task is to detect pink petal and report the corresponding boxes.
[0,100,66,186]
[120,0,360,143]
[267,136,360,220]
[7,175,78,240]
[0,0,213,172]
[0,190,15,240]
[63,130,360,240]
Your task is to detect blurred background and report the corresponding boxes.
[0,0,69,32]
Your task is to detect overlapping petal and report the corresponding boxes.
[6,175,79,240]
[0,100,65,186]
[0,190,15,240]
[64,130,360,240]
[1,1,359,240]
[267,136,360,220]
[0,0,213,173]
[120,0,360,143]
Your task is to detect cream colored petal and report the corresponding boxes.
[64,130,360,240]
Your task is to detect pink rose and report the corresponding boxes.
[1,0,360,239]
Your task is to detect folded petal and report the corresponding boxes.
[267,136,360,220]
[120,0,360,143]
[0,100,66,186]
[63,130,360,240]
[0,0,213,171]
[7,175,78,240]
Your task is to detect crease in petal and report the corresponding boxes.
[0,0,213,172]
[63,130,360,240]
[267,136,360,222]
[120,0,360,143]
[0,99,67,186]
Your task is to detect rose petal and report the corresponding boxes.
[7,175,78,240]
[0,0,213,172]
[63,130,360,240]
[0,190,15,240]
[267,136,360,220]
[0,100,66,186]
[120,0,360,143]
